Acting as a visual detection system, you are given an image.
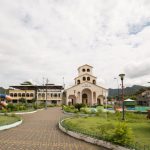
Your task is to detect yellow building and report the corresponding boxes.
[66,64,108,106]
[9,84,64,105]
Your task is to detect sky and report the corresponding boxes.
[0,0,150,89]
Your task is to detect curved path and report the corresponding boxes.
[0,107,107,150]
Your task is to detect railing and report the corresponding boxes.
[59,116,150,150]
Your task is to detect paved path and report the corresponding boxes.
[0,108,107,150]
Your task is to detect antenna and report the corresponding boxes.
[62,77,65,89]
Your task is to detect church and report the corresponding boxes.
[66,64,108,106]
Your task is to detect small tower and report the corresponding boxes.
[75,64,97,85]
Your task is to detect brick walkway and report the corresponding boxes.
[0,107,107,150]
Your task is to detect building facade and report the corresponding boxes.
[137,90,150,106]
[66,64,108,106]
[9,84,64,105]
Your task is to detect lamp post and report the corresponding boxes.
[119,74,125,120]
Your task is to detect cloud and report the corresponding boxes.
[0,0,150,88]
[124,60,150,78]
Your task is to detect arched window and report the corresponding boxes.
[38,93,42,97]
[77,80,80,84]
[58,94,60,97]
[83,77,86,81]
[26,93,30,97]
[10,93,13,97]
[22,93,25,97]
[93,80,96,84]
[18,93,21,97]
[42,93,45,98]
[82,68,85,72]
[14,93,17,97]
[54,93,57,97]
[30,93,34,97]
[87,69,90,72]
[87,77,90,81]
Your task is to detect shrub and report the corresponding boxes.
[111,122,134,146]
[74,103,86,111]
[63,105,78,113]
[47,104,55,107]
[7,103,16,111]
[97,123,115,139]
[1,108,7,113]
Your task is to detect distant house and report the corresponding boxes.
[137,90,150,106]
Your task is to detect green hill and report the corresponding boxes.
[108,85,146,97]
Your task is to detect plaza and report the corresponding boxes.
[0,107,107,150]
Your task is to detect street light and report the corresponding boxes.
[119,74,125,120]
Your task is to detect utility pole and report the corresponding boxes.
[45,78,48,109]
[114,78,120,102]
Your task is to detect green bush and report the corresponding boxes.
[1,108,8,113]
[110,123,134,146]
[63,105,78,113]
[7,103,16,111]
[74,103,86,111]
[6,104,27,112]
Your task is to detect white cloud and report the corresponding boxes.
[0,0,150,88]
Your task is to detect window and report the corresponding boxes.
[82,68,85,72]
[51,93,53,97]
[18,93,21,97]
[87,69,90,72]
[10,93,13,97]
[77,80,80,84]
[14,93,17,97]
[22,93,25,97]
[93,80,96,84]
[42,93,45,98]
[54,93,57,97]
[30,93,34,97]
[87,77,90,81]
[83,77,86,81]
[26,93,29,97]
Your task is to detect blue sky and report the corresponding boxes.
[0,0,150,89]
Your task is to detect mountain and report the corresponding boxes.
[108,85,146,97]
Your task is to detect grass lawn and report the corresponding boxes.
[0,108,35,113]
[63,112,150,148]
[0,115,20,126]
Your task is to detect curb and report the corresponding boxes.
[0,120,22,131]
[59,118,130,150]
[0,108,44,115]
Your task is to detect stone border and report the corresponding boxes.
[59,118,130,150]
[0,108,44,115]
[0,120,22,131]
